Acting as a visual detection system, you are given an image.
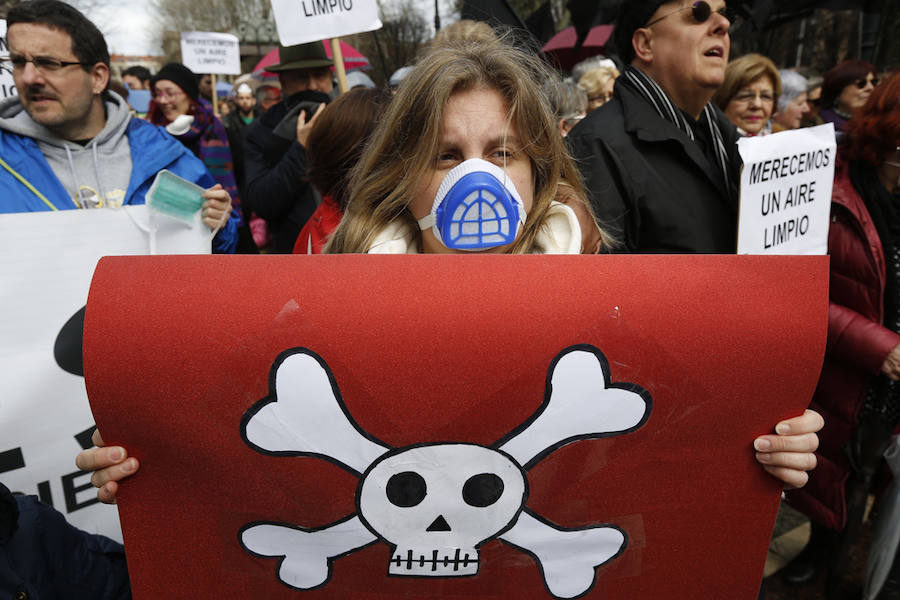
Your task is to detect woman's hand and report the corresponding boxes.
[296,102,326,148]
[753,409,824,489]
[882,343,900,381]
[201,184,232,231]
[75,428,139,504]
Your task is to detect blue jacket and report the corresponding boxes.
[0,118,238,253]
[0,483,131,599]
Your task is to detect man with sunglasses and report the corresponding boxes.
[567,0,824,507]
[0,0,238,253]
[568,0,743,253]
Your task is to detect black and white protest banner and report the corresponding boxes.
[1,21,18,100]
[0,206,211,541]
[737,124,837,255]
[270,0,382,46]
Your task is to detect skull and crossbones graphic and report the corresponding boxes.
[239,344,651,599]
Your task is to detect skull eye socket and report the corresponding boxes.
[386,471,427,507]
[462,473,505,507]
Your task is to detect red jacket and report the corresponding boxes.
[292,195,343,255]
[788,156,900,529]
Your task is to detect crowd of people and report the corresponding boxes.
[1,0,898,597]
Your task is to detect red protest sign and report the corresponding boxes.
[84,255,826,599]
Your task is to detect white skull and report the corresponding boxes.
[357,443,527,576]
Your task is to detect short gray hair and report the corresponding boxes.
[778,70,809,112]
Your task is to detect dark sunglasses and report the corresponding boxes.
[646,1,736,28]
[855,77,879,89]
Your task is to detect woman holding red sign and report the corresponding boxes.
[77,33,823,509]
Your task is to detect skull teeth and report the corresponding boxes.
[389,548,479,575]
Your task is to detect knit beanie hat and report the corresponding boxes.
[151,63,200,101]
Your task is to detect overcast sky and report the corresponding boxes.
[88,0,457,56]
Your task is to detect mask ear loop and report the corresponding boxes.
[122,205,160,255]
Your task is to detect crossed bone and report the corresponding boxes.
[240,345,650,599]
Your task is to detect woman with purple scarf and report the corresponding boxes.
[147,63,242,226]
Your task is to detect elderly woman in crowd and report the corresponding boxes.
[820,59,879,136]
[772,70,811,132]
[546,78,588,138]
[713,53,781,137]
[147,63,241,225]
[785,73,900,597]
[578,65,620,113]
[803,75,825,128]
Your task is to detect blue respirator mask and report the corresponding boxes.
[417,158,526,251]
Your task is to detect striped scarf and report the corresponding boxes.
[622,66,733,197]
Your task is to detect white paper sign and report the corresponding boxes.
[0,206,210,541]
[270,0,382,46]
[180,31,241,75]
[0,20,19,100]
[737,124,837,255]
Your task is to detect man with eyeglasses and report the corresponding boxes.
[0,0,238,253]
[567,0,743,253]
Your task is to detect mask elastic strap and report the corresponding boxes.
[123,205,160,255]
[417,213,436,231]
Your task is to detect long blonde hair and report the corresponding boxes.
[325,36,588,254]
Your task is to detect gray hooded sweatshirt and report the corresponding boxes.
[0,91,133,208]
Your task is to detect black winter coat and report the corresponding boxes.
[567,80,742,253]
[0,483,131,599]
[243,99,319,253]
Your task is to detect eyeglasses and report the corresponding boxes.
[855,76,879,89]
[152,89,185,101]
[645,1,736,28]
[732,90,775,104]
[2,55,90,73]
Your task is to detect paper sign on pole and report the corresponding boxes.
[180,31,241,76]
[1,20,19,100]
[737,124,837,254]
[0,206,211,542]
[270,0,382,46]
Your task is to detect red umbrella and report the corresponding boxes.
[253,39,370,78]
[542,25,614,72]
